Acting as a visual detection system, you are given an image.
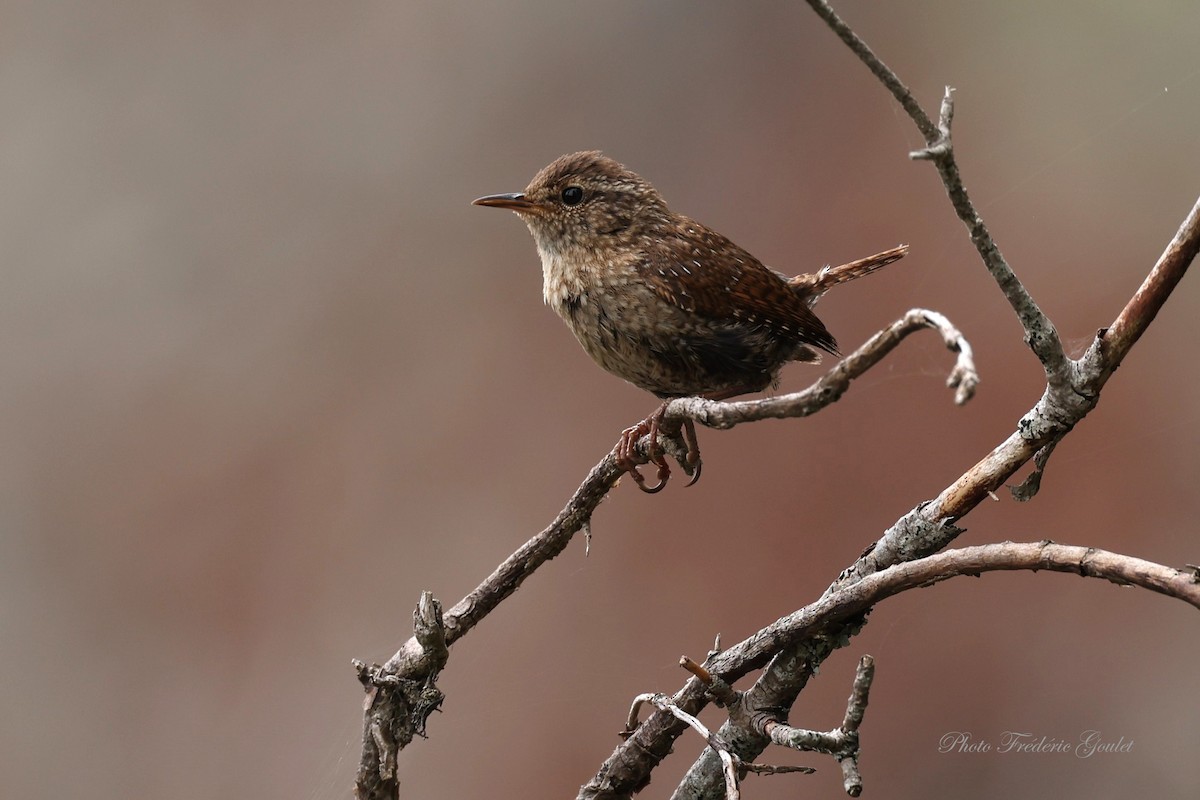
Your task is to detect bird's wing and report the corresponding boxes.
[637,220,838,356]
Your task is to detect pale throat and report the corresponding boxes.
[533,233,590,311]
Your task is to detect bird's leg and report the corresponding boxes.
[615,401,673,493]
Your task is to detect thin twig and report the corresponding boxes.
[721,543,1200,689]
[667,307,977,432]
[804,1,1069,379]
[803,0,938,141]
[680,656,739,706]
[739,763,816,777]
[625,694,741,800]
[762,655,875,796]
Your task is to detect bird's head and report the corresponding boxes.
[474,151,669,254]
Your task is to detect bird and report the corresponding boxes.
[474,151,905,492]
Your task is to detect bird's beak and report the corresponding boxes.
[473,192,540,212]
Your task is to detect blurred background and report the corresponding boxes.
[2,1,1197,798]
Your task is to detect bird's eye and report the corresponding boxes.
[561,186,584,206]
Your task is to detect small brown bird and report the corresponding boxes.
[475,151,905,492]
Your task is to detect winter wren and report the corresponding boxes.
[474,151,905,492]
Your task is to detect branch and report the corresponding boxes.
[1085,194,1200,374]
[681,653,873,798]
[353,593,448,800]
[763,655,874,797]
[804,0,1070,380]
[727,543,1200,668]
[801,0,937,141]
[583,543,1200,799]
[925,189,1200,518]
[667,308,976,432]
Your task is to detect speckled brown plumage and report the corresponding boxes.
[475,151,905,490]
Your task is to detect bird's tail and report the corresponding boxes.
[788,244,909,302]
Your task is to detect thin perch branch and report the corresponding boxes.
[667,307,977,432]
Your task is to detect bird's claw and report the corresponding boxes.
[614,404,704,493]
[681,418,702,487]
[627,462,670,494]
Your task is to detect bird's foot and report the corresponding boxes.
[614,402,703,493]
[616,403,671,493]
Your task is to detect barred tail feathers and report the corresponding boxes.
[788,244,909,299]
